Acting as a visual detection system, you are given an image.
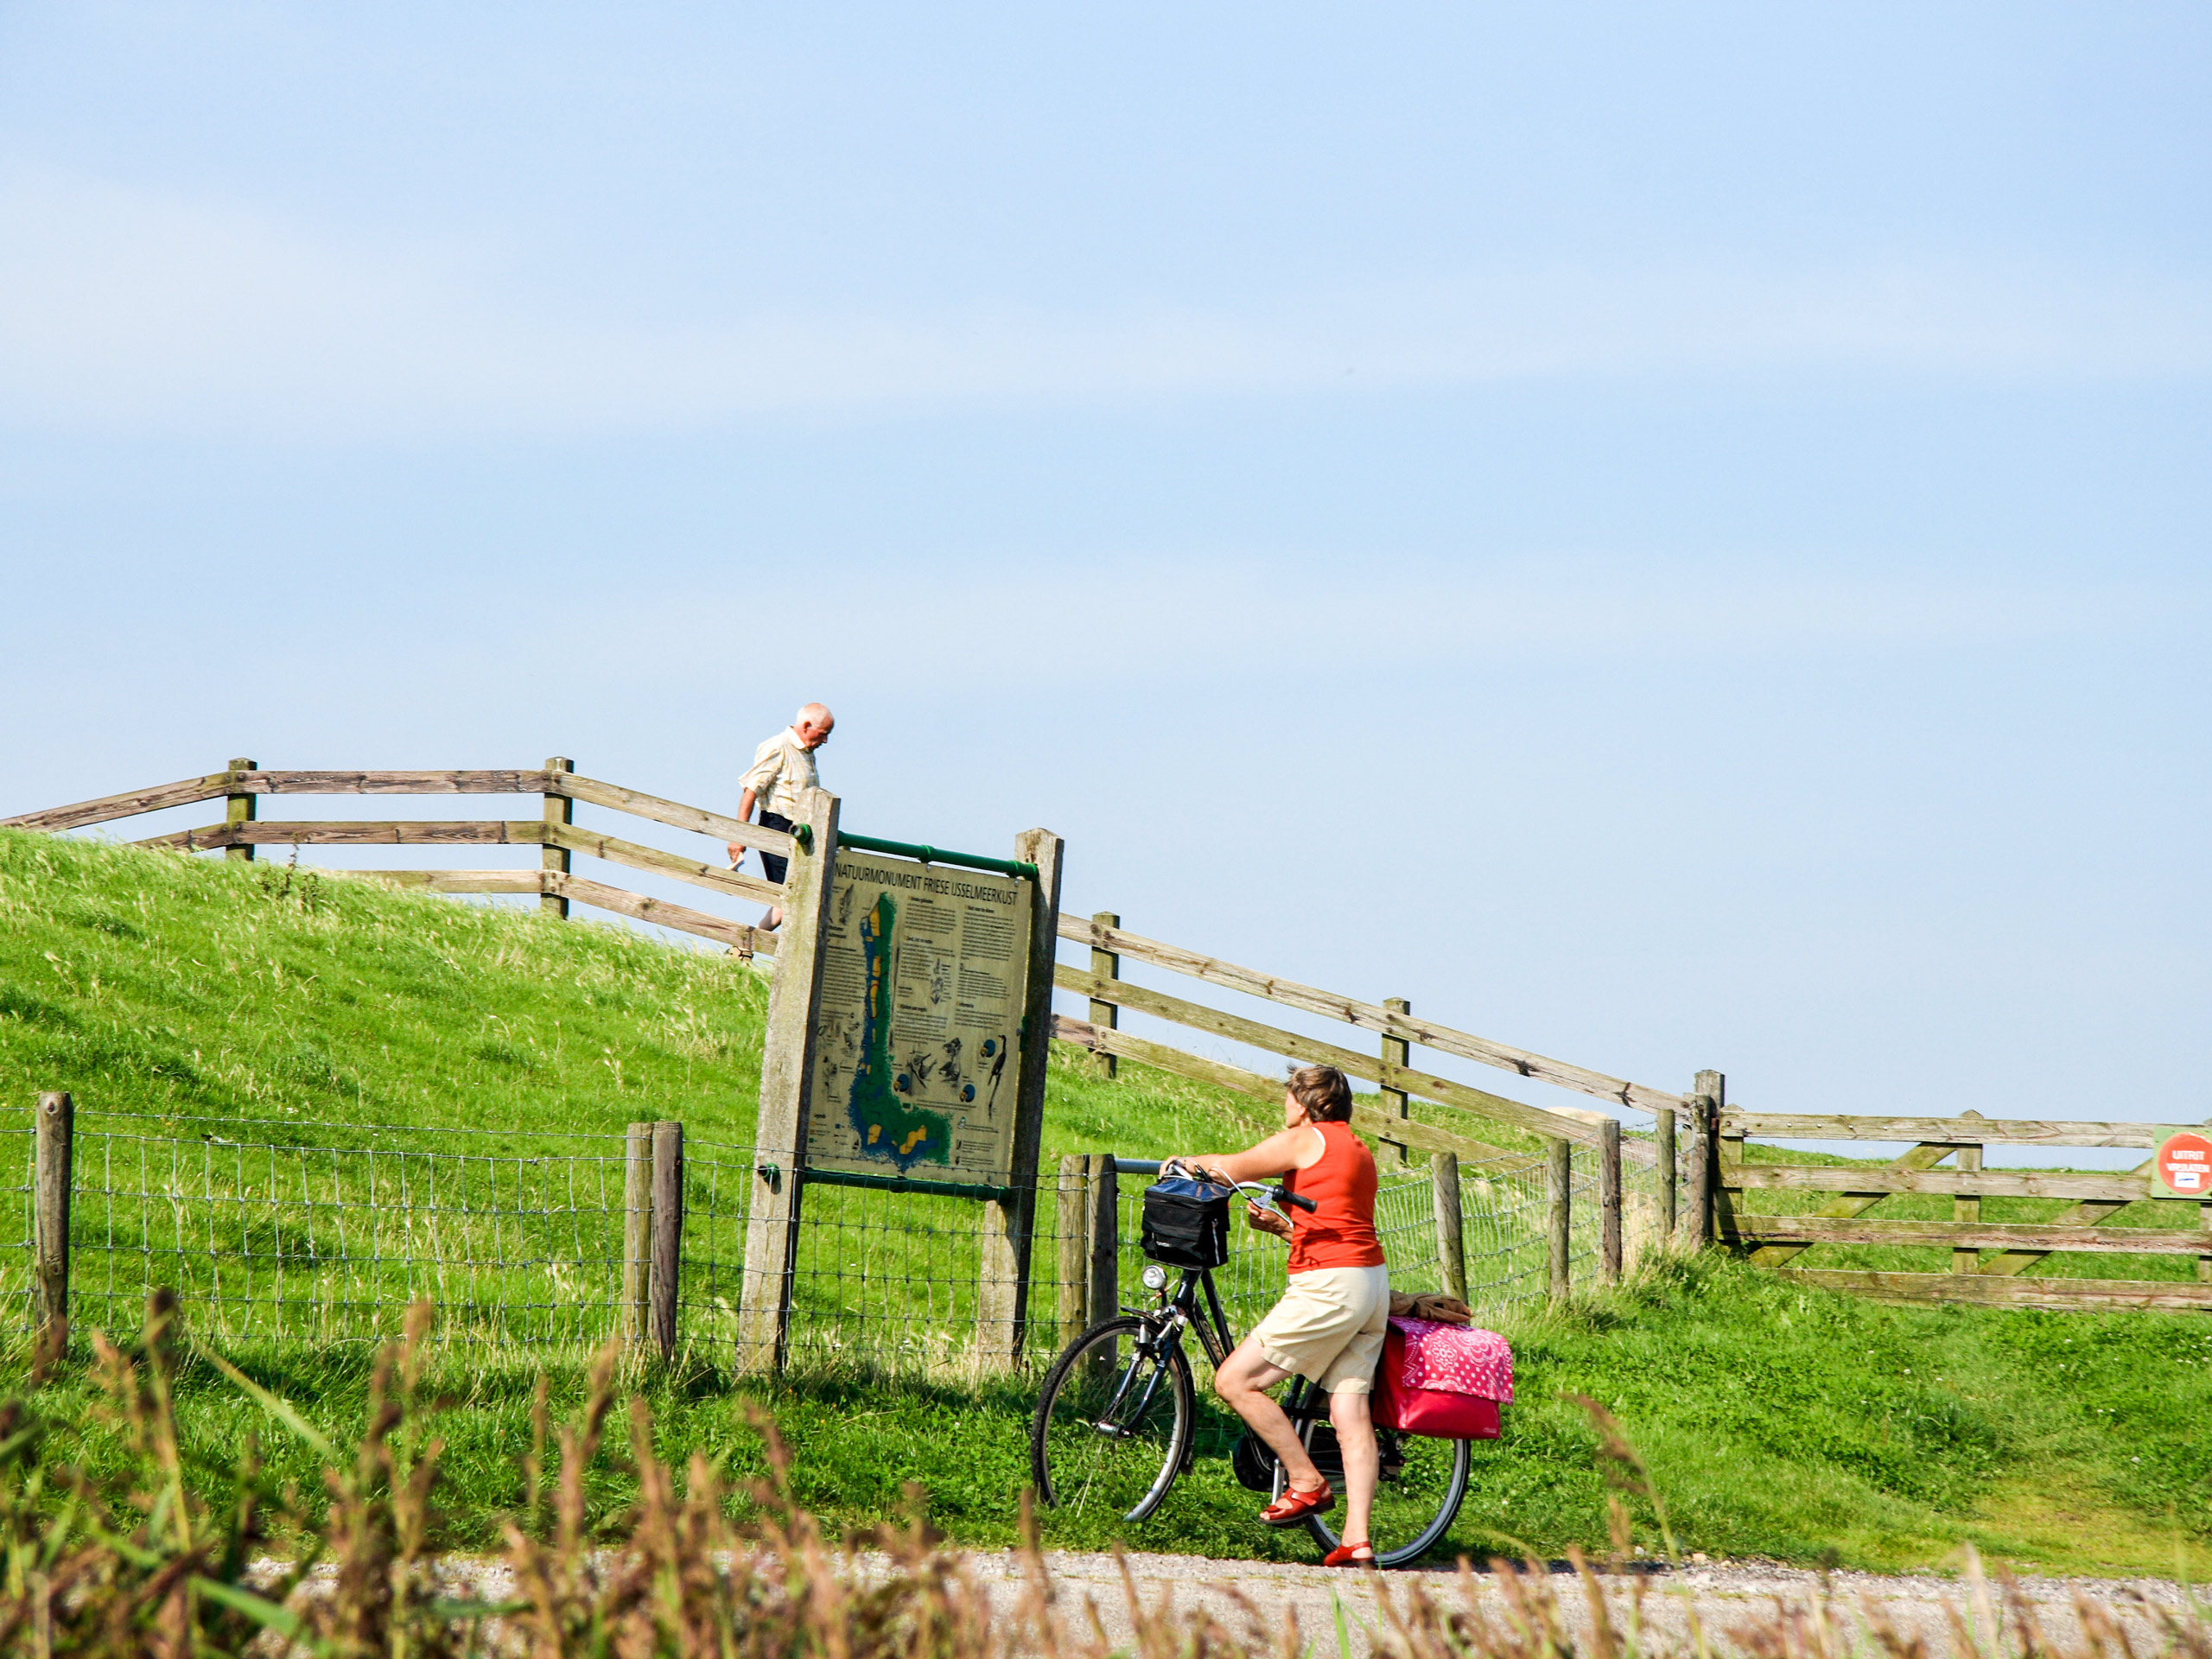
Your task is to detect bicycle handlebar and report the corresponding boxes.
[1160,1163,1319,1214]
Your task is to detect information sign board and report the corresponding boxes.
[2153,1130,2212,1198]
[803,849,1034,1185]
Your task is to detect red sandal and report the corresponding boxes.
[1258,1482,1334,1527]
[1323,1541,1377,1567]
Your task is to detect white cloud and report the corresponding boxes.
[3,163,2211,439]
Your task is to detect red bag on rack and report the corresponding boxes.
[1370,1319,1505,1440]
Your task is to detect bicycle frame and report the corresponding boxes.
[1132,1265,1332,1433]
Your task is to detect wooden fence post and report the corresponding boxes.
[1700,1071,1732,1246]
[1380,998,1412,1164]
[33,1091,73,1338]
[1953,1110,1985,1274]
[650,1120,683,1362]
[735,787,841,1375]
[1432,1152,1466,1300]
[1545,1137,1572,1299]
[623,1122,653,1350]
[225,758,257,862]
[978,828,1065,1370]
[1599,1118,1624,1284]
[1085,1153,1119,1374]
[1056,1154,1090,1348]
[1656,1106,1677,1243]
[542,758,574,918]
[1089,913,1121,1079]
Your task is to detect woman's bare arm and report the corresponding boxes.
[1169,1125,1323,1185]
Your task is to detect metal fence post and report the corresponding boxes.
[542,757,574,918]
[1599,1118,1623,1284]
[33,1091,73,1338]
[1656,1106,1677,1243]
[1431,1151,1466,1300]
[225,758,257,863]
[1056,1154,1090,1347]
[650,1121,683,1362]
[1089,912,1122,1078]
[623,1122,653,1350]
[1545,1137,1572,1299]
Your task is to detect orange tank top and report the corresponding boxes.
[1284,1121,1386,1273]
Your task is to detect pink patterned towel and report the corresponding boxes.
[1390,1317,1514,1403]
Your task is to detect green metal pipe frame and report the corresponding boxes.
[798,1165,1020,1205]
[832,830,1039,881]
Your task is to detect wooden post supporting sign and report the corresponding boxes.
[977,828,1065,1370]
[734,787,841,1375]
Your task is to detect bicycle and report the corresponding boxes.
[1028,1169,1471,1568]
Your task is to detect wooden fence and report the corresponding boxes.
[1700,1103,2212,1312]
[3,756,1700,1317]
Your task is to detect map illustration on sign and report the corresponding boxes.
[804,849,1033,1184]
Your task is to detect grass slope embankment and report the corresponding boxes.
[3,830,2209,1579]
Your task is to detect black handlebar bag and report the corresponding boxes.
[1140,1174,1235,1268]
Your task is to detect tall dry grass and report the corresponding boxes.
[3,1294,2207,1658]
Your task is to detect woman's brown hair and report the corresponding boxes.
[1287,1065,1354,1123]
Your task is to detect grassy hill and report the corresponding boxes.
[0,827,1268,1159]
[3,828,2209,1579]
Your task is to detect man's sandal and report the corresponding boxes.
[1322,1541,1377,1567]
[1258,1482,1334,1526]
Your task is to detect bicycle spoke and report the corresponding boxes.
[1033,1319,1192,1525]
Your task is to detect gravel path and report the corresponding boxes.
[990,1549,2203,1656]
[262,1549,2203,1656]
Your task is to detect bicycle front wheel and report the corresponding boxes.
[1280,1415,1471,1568]
[1031,1316,1195,1524]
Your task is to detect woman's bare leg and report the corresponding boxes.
[1214,1337,1323,1491]
[1328,1389,1378,1549]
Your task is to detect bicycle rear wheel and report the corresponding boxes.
[1278,1412,1471,1568]
[1032,1316,1195,1524]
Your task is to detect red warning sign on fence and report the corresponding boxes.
[2155,1131,2212,1198]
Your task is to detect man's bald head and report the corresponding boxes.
[795,703,835,750]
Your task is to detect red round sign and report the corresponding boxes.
[2155,1131,2212,1197]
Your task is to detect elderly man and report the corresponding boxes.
[728,702,835,930]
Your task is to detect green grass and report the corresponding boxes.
[5,829,2211,1580]
[14,1254,2209,1579]
[0,828,1270,1160]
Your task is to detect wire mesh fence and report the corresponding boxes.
[10,1107,1679,1370]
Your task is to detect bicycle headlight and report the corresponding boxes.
[1141,1264,1169,1292]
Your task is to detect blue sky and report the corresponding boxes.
[2,4,2207,1143]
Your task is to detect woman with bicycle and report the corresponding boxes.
[1163,1064,1387,1567]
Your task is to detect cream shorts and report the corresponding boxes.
[1249,1263,1391,1395]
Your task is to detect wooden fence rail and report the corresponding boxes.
[1714,1106,2212,1312]
[8,754,1715,1308]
